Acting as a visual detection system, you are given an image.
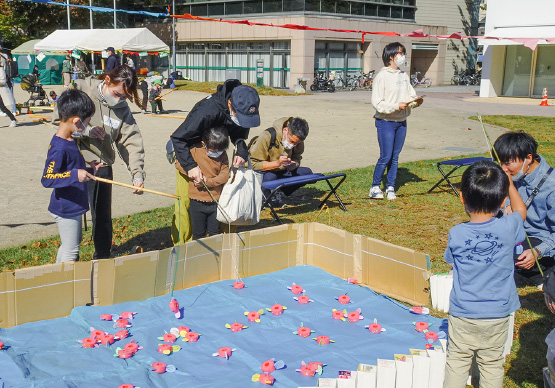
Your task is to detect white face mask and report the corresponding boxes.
[230,112,240,126]
[512,160,530,182]
[394,54,406,67]
[282,138,294,150]
[207,150,224,159]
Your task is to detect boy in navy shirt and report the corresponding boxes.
[443,160,526,388]
[41,89,98,262]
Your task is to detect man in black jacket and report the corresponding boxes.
[105,47,119,72]
[170,79,260,244]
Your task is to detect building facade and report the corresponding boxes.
[145,0,479,89]
[479,0,555,98]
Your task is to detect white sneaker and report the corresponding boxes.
[0,112,6,117]
[9,120,17,127]
[386,186,396,200]
[369,186,384,199]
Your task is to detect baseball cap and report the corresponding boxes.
[230,85,260,128]
[106,47,115,52]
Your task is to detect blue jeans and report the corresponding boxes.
[262,166,313,196]
[372,119,407,188]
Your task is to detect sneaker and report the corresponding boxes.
[369,186,384,199]
[141,109,147,114]
[9,120,17,127]
[385,186,396,200]
[0,112,6,117]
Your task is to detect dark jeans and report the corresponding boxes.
[514,236,555,285]
[372,119,407,188]
[189,199,220,240]
[87,166,113,259]
[0,94,15,121]
[262,166,313,197]
[150,100,164,113]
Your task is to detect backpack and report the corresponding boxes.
[248,127,280,152]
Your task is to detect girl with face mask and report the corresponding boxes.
[369,42,423,201]
[187,127,230,240]
[57,64,146,259]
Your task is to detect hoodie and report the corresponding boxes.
[53,77,146,181]
[371,66,418,122]
[171,79,250,172]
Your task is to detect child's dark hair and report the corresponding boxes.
[49,91,57,97]
[382,42,406,66]
[286,117,309,140]
[493,131,539,164]
[57,89,95,122]
[461,160,509,214]
[203,127,229,151]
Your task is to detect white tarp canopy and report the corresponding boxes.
[34,28,169,53]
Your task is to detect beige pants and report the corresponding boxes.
[444,315,510,388]
[63,72,71,87]
[171,169,192,245]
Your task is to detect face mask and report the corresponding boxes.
[230,112,240,126]
[394,54,406,67]
[207,150,224,159]
[100,81,126,107]
[511,160,529,182]
[282,138,294,150]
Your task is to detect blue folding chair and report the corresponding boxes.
[428,157,492,196]
[262,173,347,223]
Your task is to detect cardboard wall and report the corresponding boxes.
[0,223,430,328]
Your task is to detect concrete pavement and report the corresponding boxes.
[1,84,553,248]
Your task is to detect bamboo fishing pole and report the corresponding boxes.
[155,89,175,100]
[477,113,544,277]
[93,176,180,199]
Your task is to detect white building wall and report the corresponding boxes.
[415,0,479,84]
[479,0,555,97]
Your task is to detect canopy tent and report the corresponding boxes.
[11,39,64,85]
[479,25,555,50]
[34,28,169,53]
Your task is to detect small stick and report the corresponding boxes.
[93,176,180,199]
[146,114,188,119]
[156,89,175,100]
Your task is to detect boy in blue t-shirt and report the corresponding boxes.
[443,160,526,388]
[41,89,98,262]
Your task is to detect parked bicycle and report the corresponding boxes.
[310,71,335,92]
[451,69,481,85]
[349,71,375,91]
[330,70,346,90]
[410,71,432,88]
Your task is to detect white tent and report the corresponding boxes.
[34,28,169,53]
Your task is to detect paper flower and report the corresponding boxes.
[296,360,324,376]
[119,311,136,320]
[336,294,351,304]
[78,337,98,348]
[260,358,285,373]
[414,321,429,332]
[170,326,190,337]
[182,331,200,342]
[212,346,236,359]
[293,295,313,304]
[346,277,359,284]
[245,309,265,323]
[114,319,131,329]
[158,331,178,343]
[293,323,314,338]
[287,283,304,294]
[232,281,245,289]
[113,347,133,359]
[123,339,142,354]
[347,308,364,323]
[114,329,129,340]
[313,335,334,345]
[365,318,386,334]
[226,322,248,332]
[332,309,347,321]
[251,373,275,385]
[100,314,113,321]
[411,306,430,315]
[267,304,287,316]
[169,298,181,319]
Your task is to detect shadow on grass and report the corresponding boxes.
[506,290,554,387]
[112,226,173,256]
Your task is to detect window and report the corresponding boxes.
[225,2,243,14]
[351,2,364,15]
[208,3,225,15]
[244,0,263,13]
[391,6,402,18]
[283,0,304,12]
[336,0,350,14]
[378,5,390,17]
[403,7,414,19]
[365,3,377,16]
[305,0,320,12]
[321,0,335,13]
[191,3,207,15]
[264,0,282,12]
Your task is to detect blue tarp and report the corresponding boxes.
[0,266,447,387]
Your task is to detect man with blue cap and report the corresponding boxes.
[169,79,260,244]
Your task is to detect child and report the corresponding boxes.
[188,127,230,240]
[443,160,526,388]
[41,89,97,262]
[49,90,58,104]
[148,79,166,114]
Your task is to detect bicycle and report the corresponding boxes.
[330,70,346,90]
[410,71,432,88]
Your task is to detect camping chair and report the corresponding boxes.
[262,173,347,224]
[428,156,492,196]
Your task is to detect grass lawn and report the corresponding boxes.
[1,115,554,387]
[173,80,293,96]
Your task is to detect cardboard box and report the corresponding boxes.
[0,223,431,328]
[318,377,338,387]
[356,364,377,388]
[336,371,357,388]
[376,359,396,388]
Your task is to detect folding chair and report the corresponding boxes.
[262,173,347,224]
[428,157,492,196]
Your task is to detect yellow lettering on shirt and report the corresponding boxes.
[43,171,71,179]
[46,161,55,174]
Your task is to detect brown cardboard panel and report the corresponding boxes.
[154,247,173,297]
[74,262,93,307]
[112,251,159,304]
[93,259,115,306]
[182,235,224,289]
[361,237,429,306]
[307,223,355,279]
[239,224,297,278]
[14,263,75,325]
[0,271,16,328]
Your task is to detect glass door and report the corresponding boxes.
[532,45,555,97]
[502,45,532,97]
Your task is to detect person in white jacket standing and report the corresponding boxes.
[369,42,423,200]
